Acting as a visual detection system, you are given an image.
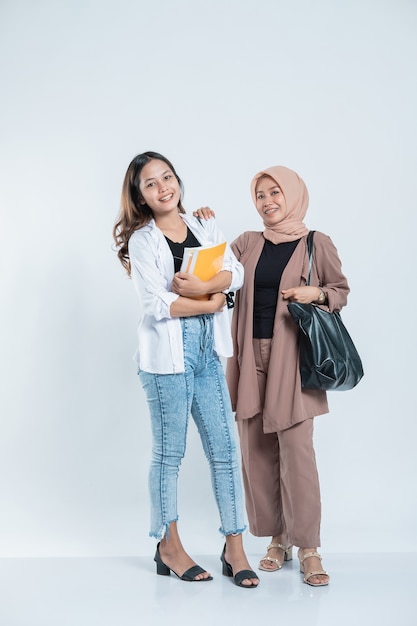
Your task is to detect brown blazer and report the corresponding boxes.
[226,231,350,433]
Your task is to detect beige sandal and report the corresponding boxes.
[259,543,293,572]
[298,549,330,586]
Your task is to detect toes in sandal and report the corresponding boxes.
[154,542,213,581]
[220,545,259,588]
[298,550,330,587]
[259,543,293,572]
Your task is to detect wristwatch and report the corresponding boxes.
[316,289,326,305]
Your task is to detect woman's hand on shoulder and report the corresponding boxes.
[193,206,216,220]
[282,286,323,304]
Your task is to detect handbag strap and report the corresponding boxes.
[306,230,315,286]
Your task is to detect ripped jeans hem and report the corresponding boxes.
[219,525,247,537]
[149,517,179,542]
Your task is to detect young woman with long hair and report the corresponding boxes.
[113,151,259,588]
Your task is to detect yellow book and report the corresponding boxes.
[180,241,226,281]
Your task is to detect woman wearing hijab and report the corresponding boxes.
[224,165,350,586]
[194,166,350,585]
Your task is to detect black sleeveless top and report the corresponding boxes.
[253,238,300,338]
[165,227,201,273]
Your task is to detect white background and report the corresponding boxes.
[0,0,416,559]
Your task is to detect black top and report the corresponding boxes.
[165,227,201,273]
[253,238,301,338]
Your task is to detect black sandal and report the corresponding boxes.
[154,542,213,581]
[220,544,259,588]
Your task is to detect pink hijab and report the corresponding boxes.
[250,165,309,244]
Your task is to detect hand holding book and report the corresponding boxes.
[171,272,209,299]
[173,241,227,300]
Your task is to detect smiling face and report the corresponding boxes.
[255,175,287,226]
[138,159,181,217]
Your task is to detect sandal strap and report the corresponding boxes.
[261,556,282,565]
[267,543,287,551]
[233,569,259,587]
[299,550,322,565]
[180,565,212,581]
[303,569,329,582]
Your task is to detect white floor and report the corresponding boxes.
[0,552,414,626]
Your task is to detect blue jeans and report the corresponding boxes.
[139,314,246,540]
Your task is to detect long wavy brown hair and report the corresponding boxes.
[113,151,185,275]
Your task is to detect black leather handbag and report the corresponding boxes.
[287,231,364,391]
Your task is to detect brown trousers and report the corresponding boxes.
[237,338,322,548]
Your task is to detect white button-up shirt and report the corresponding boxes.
[128,214,244,374]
